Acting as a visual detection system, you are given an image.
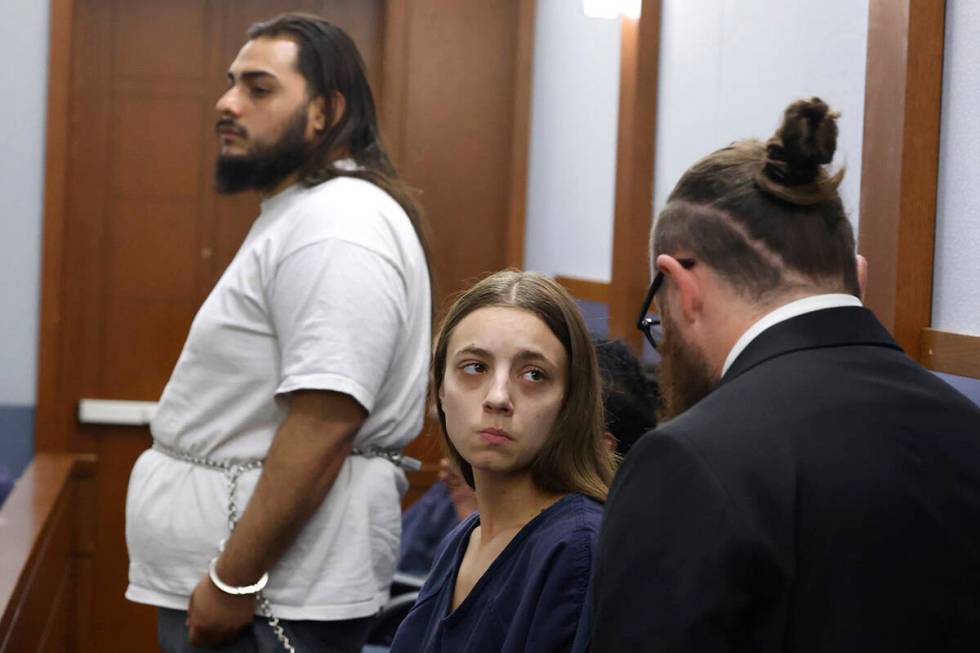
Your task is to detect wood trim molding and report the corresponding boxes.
[35,0,76,453]
[555,275,610,304]
[0,453,96,652]
[858,0,946,360]
[920,329,980,380]
[379,0,411,167]
[505,0,536,269]
[608,0,661,354]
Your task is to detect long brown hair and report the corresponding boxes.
[431,270,614,502]
[246,13,433,291]
[654,97,858,302]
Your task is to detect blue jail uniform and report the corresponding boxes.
[389,492,602,653]
[399,481,463,576]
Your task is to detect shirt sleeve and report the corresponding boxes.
[268,237,407,413]
[508,519,597,653]
[591,430,768,652]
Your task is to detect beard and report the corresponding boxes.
[214,106,310,195]
[656,308,717,423]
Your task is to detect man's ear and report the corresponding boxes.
[656,254,703,324]
[308,96,328,134]
[307,91,346,135]
[856,254,868,301]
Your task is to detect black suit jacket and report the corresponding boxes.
[592,307,980,652]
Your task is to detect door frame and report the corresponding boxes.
[35,0,75,453]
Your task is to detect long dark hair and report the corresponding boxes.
[247,13,432,282]
[431,270,614,502]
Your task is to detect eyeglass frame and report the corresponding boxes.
[636,257,696,350]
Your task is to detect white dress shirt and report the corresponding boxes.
[721,294,863,377]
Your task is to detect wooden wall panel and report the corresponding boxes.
[609,1,662,353]
[1,496,72,653]
[0,455,96,653]
[858,0,946,359]
[114,0,208,79]
[102,301,195,399]
[114,95,204,197]
[108,199,199,300]
[35,566,72,653]
[315,0,385,95]
[555,276,611,304]
[89,431,154,648]
[921,329,980,380]
[35,0,75,453]
[381,0,533,305]
[55,0,115,455]
[505,0,536,269]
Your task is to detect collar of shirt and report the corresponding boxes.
[333,157,359,171]
[721,293,863,377]
[259,182,303,213]
[258,159,360,211]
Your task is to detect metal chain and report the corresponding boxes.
[153,441,418,653]
[224,465,296,653]
[351,446,422,471]
[153,443,296,652]
[258,594,296,653]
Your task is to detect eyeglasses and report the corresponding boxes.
[636,258,696,350]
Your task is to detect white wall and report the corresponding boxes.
[523,0,621,282]
[0,0,49,405]
[653,0,869,229]
[932,0,980,337]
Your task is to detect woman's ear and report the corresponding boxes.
[655,254,703,325]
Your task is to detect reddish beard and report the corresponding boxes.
[656,309,716,422]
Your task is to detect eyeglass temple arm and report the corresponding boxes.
[636,280,660,329]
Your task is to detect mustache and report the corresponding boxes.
[215,118,247,138]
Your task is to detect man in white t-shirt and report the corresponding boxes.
[124,14,431,652]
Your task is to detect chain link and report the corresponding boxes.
[258,594,297,653]
[154,443,297,652]
[152,441,417,652]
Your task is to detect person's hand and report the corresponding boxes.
[439,458,477,520]
[187,572,256,647]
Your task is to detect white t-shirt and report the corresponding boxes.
[125,174,431,620]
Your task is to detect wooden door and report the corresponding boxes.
[36,0,532,649]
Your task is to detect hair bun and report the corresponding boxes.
[756,97,843,205]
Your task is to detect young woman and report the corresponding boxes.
[390,270,616,653]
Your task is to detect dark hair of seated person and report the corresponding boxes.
[593,337,659,456]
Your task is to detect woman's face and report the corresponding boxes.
[440,306,567,480]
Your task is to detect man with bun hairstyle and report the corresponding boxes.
[591,98,980,651]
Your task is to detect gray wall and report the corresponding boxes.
[653,0,868,226]
[933,0,980,337]
[0,0,49,477]
[523,0,621,282]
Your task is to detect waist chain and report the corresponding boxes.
[151,441,421,652]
